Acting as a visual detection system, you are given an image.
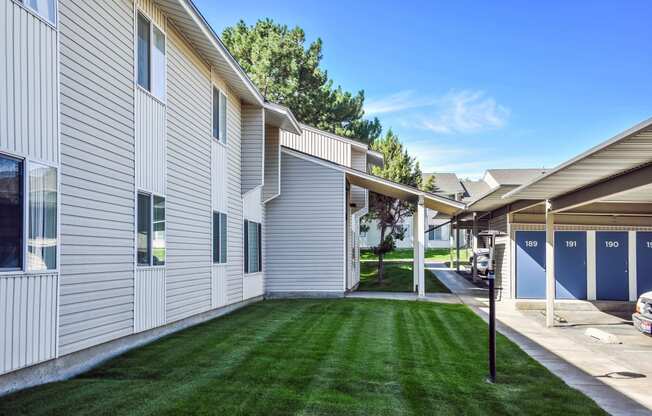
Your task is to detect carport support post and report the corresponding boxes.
[545,201,555,328]
[455,218,461,272]
[472,213,479,281]
[412,212,419,292]
[417,197,426,297]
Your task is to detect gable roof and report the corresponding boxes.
[155,0,300,133]
[423,173,464,195]
[484,169,548,187]
[460,179,491,201]
[505,116,652,200]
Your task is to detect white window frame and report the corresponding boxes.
[212,87,228,144]
[136,10,167,103]
[0,151,59,275]
[16,0,57,27]
[244,219,262,274]
[136,191,166,268]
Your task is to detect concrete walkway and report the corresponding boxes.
[346,291,461,304]
[427,263,652,416]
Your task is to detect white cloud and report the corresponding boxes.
[420,90,510,134]
[364,90,435,115]
[367,89,510,134]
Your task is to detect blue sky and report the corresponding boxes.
[196,0,652,178]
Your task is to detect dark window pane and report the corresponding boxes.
[137,193,151,265]
[257,223,262,273]
[212,87,220,139]
[28,164,57,271]
[153,196,165,265]
[137,14,150,90]
[243,220,248,273]
[220,213,227,263]
[212,212,219,263]
[0,156,22,270]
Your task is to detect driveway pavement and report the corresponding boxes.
[428,263,652,416]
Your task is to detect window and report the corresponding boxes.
[212,88,227,143]
[213,211,227,263]
[244,220,261,273]
[152,26,166,100]
[428,228,435,241]
[138,193,165,266]
[22,0,56,25]
[152,195,165,265]
[0,155,58,272]
[137,13,166,100]
[137,14,150,91]
[0,156,23,270]
[27,164,57,271]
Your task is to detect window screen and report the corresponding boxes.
[152,26,166,100]
[153,196,165,265]
[28,164,57,271]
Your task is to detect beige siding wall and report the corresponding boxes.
[494,235,510,297]
[58,0,135,356]
[263,125,280,201]
[280,128,351,167]
[0,0,59,164]
[241,105,264,194]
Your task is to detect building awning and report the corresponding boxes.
[281,147,465,217]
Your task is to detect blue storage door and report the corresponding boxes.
[555,231,587,300]
[596,232,629,301]
[637,232,652,297]
[516,231,546,299]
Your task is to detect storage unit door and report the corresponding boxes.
[596,232,629,301]
[516,231,546,299]
[637,232,652,297]
[555,231,587,300]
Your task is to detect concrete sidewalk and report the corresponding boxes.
[346,291,461,304]
[427,263,652,416]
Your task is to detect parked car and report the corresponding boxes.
[469,249,490,266]
[633,291,652,336]
[476,255,490,276]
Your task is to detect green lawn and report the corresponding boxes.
[0,300,604,416]
[358,261,450,293]
[361,247,470,263]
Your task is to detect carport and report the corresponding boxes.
[342,166,466,296]
[504,117,652,326]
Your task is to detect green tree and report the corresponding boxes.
[366,130,423,282]
[222,19,381,144]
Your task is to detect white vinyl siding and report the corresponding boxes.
[166,26,212,323]
[265,152,345,293]
[263,125,280,201]
[134,267,165,332]
[280,128,351,167]
[349,148,367,213]
[135,88,166,195]
[58,0,135,355]
[0,273,58,375]
[241,105,264,194]
[0,0,59,165]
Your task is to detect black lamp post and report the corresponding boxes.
[487,240,496,383]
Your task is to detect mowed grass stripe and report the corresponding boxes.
[0,300,606,416]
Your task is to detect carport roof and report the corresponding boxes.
[505,116,652,201]
[281,147,465,217]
